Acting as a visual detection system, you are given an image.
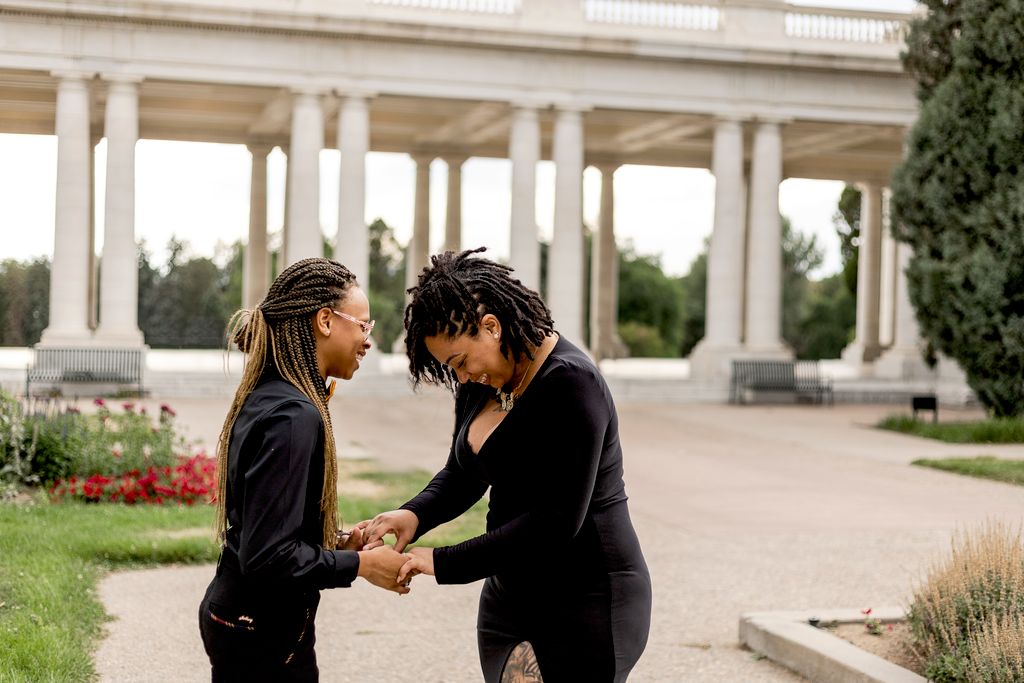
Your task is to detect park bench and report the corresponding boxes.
[729,359,833,405]
[25,346,145,397]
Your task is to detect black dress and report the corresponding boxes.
[198,368,360,683]
[401,336,652,682]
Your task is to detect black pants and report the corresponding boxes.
[198,582,320,683]
[477,572,651,683]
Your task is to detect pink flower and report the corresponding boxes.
[122,402,135,412]
[93,398,106,407]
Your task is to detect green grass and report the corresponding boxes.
[0,464,485,682]
[913,456,1024,486]
[879,415,1024,444]
[339,463,487,548]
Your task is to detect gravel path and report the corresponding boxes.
[94,399,1024,682]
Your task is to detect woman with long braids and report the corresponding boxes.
[198,257,410,682]
[361,248,652,682]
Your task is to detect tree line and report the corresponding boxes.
[0,211,859,360]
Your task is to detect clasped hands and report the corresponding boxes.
[337,509,431,596]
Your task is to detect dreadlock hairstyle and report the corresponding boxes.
[215,257,357,550]
[404,247,555,393]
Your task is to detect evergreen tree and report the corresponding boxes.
[891,0,1024,417]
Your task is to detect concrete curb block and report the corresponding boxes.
[739,608,926,683]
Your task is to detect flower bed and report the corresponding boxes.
[49,454,216,506]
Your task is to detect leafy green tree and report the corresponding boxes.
[891,0,1024,417]
[138,239,237,348]
[833,185,861,298]
[366,218,407,352]
[218,241,243,312]
[0,258,49,346]
[795,274,856,360]
[616,246,684,358]
[781,218,824,357]
[677,246,707,357]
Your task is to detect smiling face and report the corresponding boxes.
[424,314,517,391]
[312,286,371,381]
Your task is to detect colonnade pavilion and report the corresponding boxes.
[0,0,934,384]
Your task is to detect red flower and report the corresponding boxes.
[93,398,106,407]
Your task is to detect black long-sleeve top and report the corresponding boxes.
[208,368,359,614]
[400,336,646,592]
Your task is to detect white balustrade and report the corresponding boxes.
[583,0,719,31]
[369,0,520,14]
[785,10,907,44]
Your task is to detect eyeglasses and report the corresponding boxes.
[331,310,375,341]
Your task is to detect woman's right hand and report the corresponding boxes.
[357,509,419,552]
[356,546,412,594]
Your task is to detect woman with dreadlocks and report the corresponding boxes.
[198,257,410,682]
[361,248,652,682]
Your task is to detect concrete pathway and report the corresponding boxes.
[94,398,1024,682]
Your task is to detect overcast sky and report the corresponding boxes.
[0,0,918,279]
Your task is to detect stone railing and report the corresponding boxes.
[784,6,909,44]
[583,0,720,31]
[10,0,913,59]
[369,0,521,14]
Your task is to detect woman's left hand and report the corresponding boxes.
[397,546,434,585]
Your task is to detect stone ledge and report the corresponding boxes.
[738,608,925,683]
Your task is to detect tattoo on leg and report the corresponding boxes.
[500,641,543,683]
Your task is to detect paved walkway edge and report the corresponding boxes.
[738,608,926,683]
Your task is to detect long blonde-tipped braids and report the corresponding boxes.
[215,257,357,550]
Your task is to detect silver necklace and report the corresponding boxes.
[495,354,536,412]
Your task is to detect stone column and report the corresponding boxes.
[875,241,932,379]
[549,106,586,346]
[95,75,144,345]
[336,94,371,288]
[509,105,541,290]
[244,143,271,309]
[842,183,884,366]
[279,144,290,269]
[41,72,94,346]
[590,163,621,360]
[690,118,747,377]
[743,120,788,355]
[443,156,466,254]
[88,132,100,331]
[405,154,433,294]
[394,154,433,353]
[285,90,324,267]
[878,188,897,348]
